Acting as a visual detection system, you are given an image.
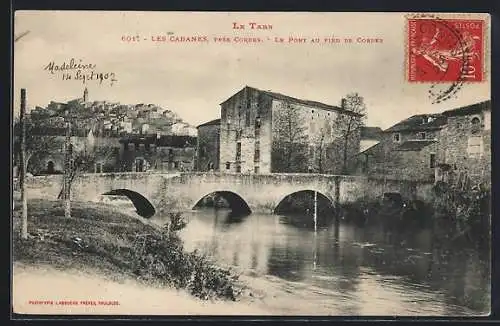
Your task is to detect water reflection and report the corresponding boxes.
[160,209,489,316]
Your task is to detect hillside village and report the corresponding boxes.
[27,87,197,138]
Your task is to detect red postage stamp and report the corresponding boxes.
[407,17,485,82]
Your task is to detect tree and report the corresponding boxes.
[312,117,335,174]
[272,102,308,172]
[337,93,366,174]
[57,144,119,199]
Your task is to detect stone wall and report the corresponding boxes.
[440,111,491,185]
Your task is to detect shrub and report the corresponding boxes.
[431,182,490,243]
[130,225,240,301]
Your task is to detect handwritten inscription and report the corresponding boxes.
[44,58,117,86]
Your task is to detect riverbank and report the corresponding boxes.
[12,199,272,315]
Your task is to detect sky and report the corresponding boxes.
[13,11,490,129]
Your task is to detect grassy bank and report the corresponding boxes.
[12,199,245,301]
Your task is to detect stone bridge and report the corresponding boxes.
[22,172,434,218]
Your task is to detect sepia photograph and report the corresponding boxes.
[11,11,491,316]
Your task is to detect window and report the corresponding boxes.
[254,166,260,174]
[236,165,241,173]
[174,161,180,169]
[417,132,426,140]
[255,117,261,137]
[255,116,261,128]
[467,136,484,158]
[236,129,242,140]
[393,133,401,142]
[135,158,145,172]
[254,147,260,162]
[225,162,231,170]
[236,142,241,161]
[245,100,251,126]
[255,116,261,138]
[430,153,436,168]
[471,117,481,134]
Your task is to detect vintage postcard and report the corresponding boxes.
[12,11,491,317]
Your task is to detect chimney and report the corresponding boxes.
[341,98,346,109]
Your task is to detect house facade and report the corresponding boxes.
[359,100,491,185]
[438,100,491,186]
[219,86,362,174]
[196,118,220,171]
[360,113,447,181]
[13,126,121,176]
[119,135,197,172]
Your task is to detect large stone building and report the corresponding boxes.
[196,118,220,171]
[119,134,197,172]
[359,100,491,186]
[219,86,363,174]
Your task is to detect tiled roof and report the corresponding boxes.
[441,100,491,117]
[221,86,363,117]
[384,114,447,132]
[395,140,437,151]
[197,118,221,128]
[360,126,383,140]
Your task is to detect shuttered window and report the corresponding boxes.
[467,136,483,158]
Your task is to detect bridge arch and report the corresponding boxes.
[273,189,337,225]
[102,189,156,218]
[192,191,251,216]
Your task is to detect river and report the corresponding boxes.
[99,194,490,316]
[149,208,490,316]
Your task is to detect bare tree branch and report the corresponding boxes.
[272,102,308,172]
[337,93,366,174]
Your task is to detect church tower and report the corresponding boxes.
[83,87,89,102]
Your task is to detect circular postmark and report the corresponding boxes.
[407,13,481,104]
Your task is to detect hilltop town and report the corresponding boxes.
[26,87,197,138]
